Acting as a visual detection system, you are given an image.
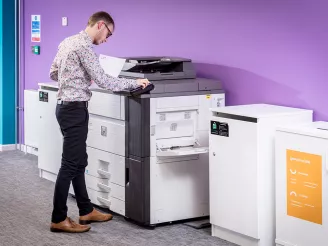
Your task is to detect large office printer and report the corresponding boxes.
[37,56,225,227]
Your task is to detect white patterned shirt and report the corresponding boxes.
[49,30,138,101]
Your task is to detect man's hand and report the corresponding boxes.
[137,79,150,89]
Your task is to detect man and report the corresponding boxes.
[49,11,150,233]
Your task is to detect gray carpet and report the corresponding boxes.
[0,150,238,246]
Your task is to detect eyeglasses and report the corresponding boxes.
[103,22,112,39]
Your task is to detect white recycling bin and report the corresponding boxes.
[275,121,328,246]
[209,104,313,246]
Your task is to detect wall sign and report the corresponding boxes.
[31,15,41,42]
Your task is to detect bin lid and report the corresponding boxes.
[276,121,328,139]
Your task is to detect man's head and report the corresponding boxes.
[85,11,114,45]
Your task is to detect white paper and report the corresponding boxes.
[99,54,126,77]
[90,54,127,89]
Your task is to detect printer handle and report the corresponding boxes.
[97,183,111,192]
[97,197,111,207]
[97,169,111,178]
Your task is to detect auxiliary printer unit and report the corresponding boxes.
[37,56,225,228]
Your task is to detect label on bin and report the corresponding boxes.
[210,121,229,137]
[286,149,322,225]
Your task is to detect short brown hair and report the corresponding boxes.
[87,11,115,29]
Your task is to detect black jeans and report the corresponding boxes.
[51,102,93,223]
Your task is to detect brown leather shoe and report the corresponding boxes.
[50,217,91,233]
[79,208,113,225]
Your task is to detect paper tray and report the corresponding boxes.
[156,146,208,157]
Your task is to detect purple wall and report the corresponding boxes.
[22,0,328,142]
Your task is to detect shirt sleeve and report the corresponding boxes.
[78,45,139,91]
[49,53,59,81]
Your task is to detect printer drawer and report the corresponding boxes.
[87,115,125,156]
[87,188,109,208]
[86,147,125,186]
[85,174,125,200]
[85,174,110,192]
[111,183,125,201]
[111,197,125,216]
[88,90,122,120]
[87,188,125,216]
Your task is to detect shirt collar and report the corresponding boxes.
[80,30,93,46]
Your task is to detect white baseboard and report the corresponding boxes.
[18,144,38,156]
[0,144,17,151]
[17,144,23,151]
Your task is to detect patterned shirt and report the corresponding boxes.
[49,30,139,101]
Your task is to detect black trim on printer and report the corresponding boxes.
[125,96,151,225]
[125,96,151,157]
[125,157,151,225]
